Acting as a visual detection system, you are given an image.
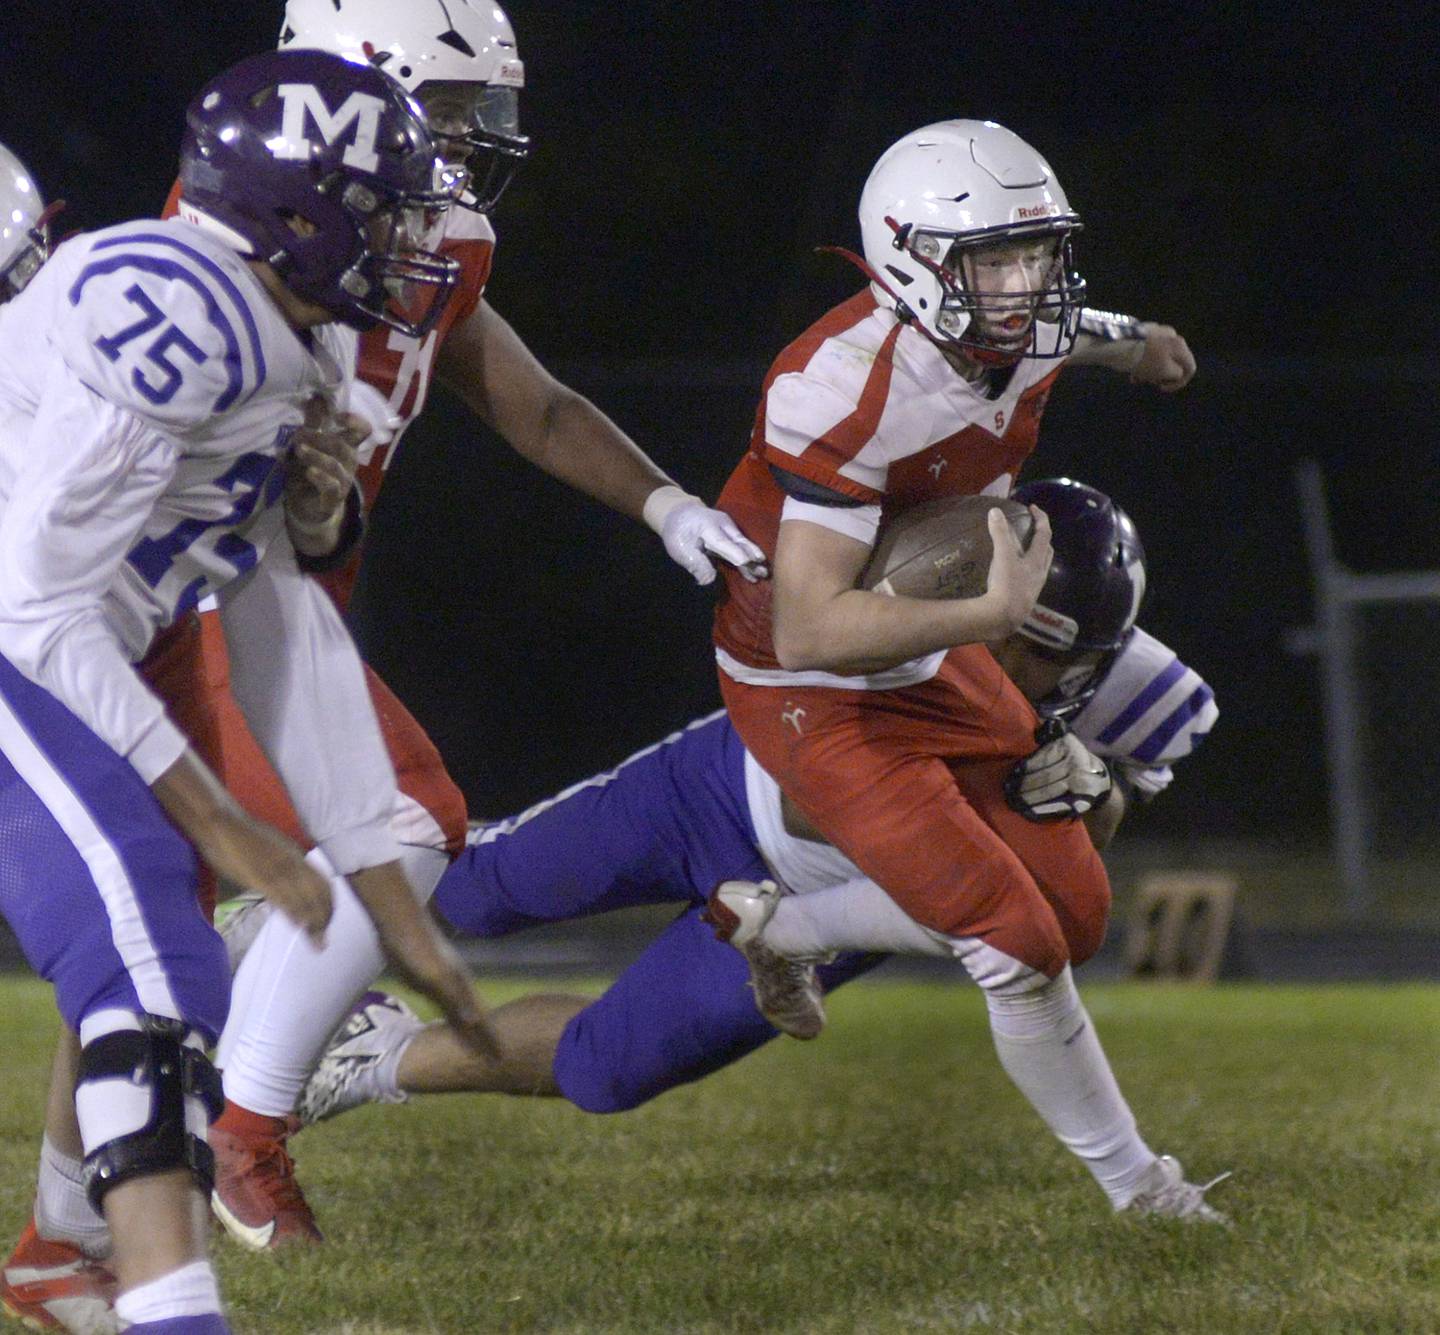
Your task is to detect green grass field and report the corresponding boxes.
[3,974,1439,1334]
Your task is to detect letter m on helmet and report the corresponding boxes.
[274,84,386,172]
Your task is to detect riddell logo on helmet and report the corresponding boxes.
[1016,203,1059,219]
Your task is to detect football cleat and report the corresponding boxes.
[215,892,272,976]
[1,1218,119,1334]
[297,991,420,1126]
[209,1107,322,1250]
[1119,1155,1232,1225]
[702,879,826,1040]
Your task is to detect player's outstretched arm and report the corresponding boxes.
[1070,312,1196,392]
[772,506,1052,673]
[151,749,332,943]
[347,862,501,1059]
[437,300,765,583]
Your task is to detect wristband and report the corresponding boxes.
[642,484,696,535]
[295,484,366,574]
[1078,308,1145,342]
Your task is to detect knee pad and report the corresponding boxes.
[75,1015,225,1211]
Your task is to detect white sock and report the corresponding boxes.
[356,1031,414,1106]
[34,1136,111,1259]
[216,845,447,1116]
[114,1259,221,1325]
[983,966,1156,1205]
[763,877,953,958]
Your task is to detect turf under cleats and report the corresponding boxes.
[703,879,826,1040]
[297,992,420,1126]
[209,1107,322,1250]
[0,1218,119,1334]
[1119,1155,1231,1225]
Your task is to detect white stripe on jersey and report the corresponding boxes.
[1071,627,1218,797]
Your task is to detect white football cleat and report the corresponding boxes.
[702,879,826,1040]
[297,991,422,1125]
[1119,1155,1232,1225]
[216,891,272,975]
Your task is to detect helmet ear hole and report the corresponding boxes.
[276,209,319,240]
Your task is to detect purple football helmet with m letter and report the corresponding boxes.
[177,49,458,337]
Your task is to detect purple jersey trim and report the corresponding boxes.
[1094,655,1187,747]
[1131,683,1216,764]
[71,236,267,411]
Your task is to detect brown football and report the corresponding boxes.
[859,495,1035,600]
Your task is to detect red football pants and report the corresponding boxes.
[720,645,1110,978]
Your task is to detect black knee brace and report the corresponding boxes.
[77,1015,225,1211]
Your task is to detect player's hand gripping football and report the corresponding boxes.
[981,504,1053,639]
[283,394,370,555]
[348,863,502,1060]
[1128,324,1196,393]
[1005,717,1113,821]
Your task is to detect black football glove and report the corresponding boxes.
[1004,717,1113,821]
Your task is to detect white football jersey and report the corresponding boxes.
[0,218,401,859]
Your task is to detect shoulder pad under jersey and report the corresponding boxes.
[59,223,271,433]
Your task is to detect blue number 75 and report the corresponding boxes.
[94,283,209,406]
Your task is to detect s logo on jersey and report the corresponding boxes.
[273,84,385,173]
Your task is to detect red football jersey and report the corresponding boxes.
[714,290,1064,679]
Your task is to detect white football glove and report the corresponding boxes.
[645,486,769,586]
[1005,718,1113,821]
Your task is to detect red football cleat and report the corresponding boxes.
[1,1217,119,1333]
[209,1105,323,1250]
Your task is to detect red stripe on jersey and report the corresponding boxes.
[715,295,1068,677]
[799,319,903,480]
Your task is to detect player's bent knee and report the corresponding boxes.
[551,1034,650,1115]
[1064,905,1109,967]
[74,1015,225,1211]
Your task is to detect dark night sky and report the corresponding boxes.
[1,3,1435,841]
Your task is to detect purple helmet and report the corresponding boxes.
[1011,477,1147,718]
[177,49,458,337]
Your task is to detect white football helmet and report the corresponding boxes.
[858,120,1086,362]
[278,0,529,213]
[0,142,51,303]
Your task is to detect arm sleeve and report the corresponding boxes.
[0,369,187,781]
[218,542,402,875]
[1069,627,1218,797]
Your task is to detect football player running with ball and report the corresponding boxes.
[0,54,493,1335]
[147,0,760,1256]
[707,120,1214,1216]
[295,478,1226,1223]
